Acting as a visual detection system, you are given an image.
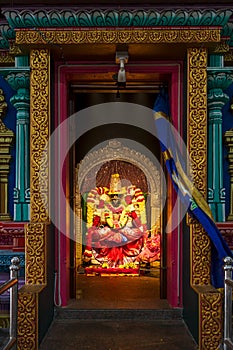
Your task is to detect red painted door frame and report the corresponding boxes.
[54,61,183,308]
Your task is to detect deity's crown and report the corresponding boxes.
[108,173,124,194]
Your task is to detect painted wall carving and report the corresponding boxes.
[187,47,222,349]
[15,28,221,46]
[2,8,232,28]
[30,49,50,223]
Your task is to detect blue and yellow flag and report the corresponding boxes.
[153,88,233,288]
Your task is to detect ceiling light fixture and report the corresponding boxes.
[115,51,128,87]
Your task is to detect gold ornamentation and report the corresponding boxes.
[199,288,223,349]
[18,290,38,350]
[0,51,14,65]
[187,47,220,349]
[17,285,44,350]
[0,315,10,328]
[213,41,229,54]
[16,28,221,45]
[224,50,233,62]
[190,223,211,285]
[9,40,23,56]
[0,89,7,118]
[0,89,14,220]
[187,47,208,197]
[30,49,50,222]
[25,223,47,285]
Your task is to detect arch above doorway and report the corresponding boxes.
[77,139,162,206]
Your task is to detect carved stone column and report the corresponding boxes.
[0,88,14,220]
[224,129,233,220]
[207,66,233,221]
[5,67,30,221]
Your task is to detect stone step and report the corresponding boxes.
[55,308,183,321]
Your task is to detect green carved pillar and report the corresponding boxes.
[0,89,14,220]
[4,57,30,221]
[207,54,233,221]
[224,130,233,220]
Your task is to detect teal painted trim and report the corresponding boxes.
[2,8,232,29]
[0,23,15,41]
[15,56,29,67]
[209,54,224,68]
[3,70,30,222]
[207,69,233,91]
[14,203,30,222]
[207,69,233,221]
[0,36,9,49]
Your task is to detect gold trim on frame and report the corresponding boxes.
[30,48,50,222]
[187,47,208,197]
[18,285,45,350]
[198,286,222,350]
[190,224,211,286]
[25,223,47,285]
[187,47,222,350]
[15,28,221,45]
[17,49,51,350]
[187,46,211,284]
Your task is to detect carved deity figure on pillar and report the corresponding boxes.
[83,173,160,275]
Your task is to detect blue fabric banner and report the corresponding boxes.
[153,88,233,288]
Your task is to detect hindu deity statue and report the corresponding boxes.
[83,173,159,275]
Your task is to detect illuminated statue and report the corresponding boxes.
[83,173,149,273]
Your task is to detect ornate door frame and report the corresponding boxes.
[55,61,183,308]
[14,26,223,349]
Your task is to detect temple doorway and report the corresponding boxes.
[68,91,170,308]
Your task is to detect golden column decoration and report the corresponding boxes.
[187,47,222,350]
[224,129,233,221]
[18,48,50,350]
[0,88,14,221]
[187,47,211,285]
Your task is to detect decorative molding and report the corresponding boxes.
[199,288,223,350]
[0,23,15,41]
[8,40,23,56]
[6,72,30,100]
[190,223,211,285]
[30,49,50,222]
[212,41,229,54]
[207,71,233,221]
[25,223,47,285]
[224,49,233,62]
[187,47,208,197]
[18,292,37,349]
[18,287,40,350]
[207,69,233,91]
[0,51,14,64]
[2,8,232,28]
[0,88,14,221]
[15,28,221,46]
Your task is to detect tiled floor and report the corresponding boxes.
[68,274,169,309]
[39,274,198,349]
[39,319,198,350]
